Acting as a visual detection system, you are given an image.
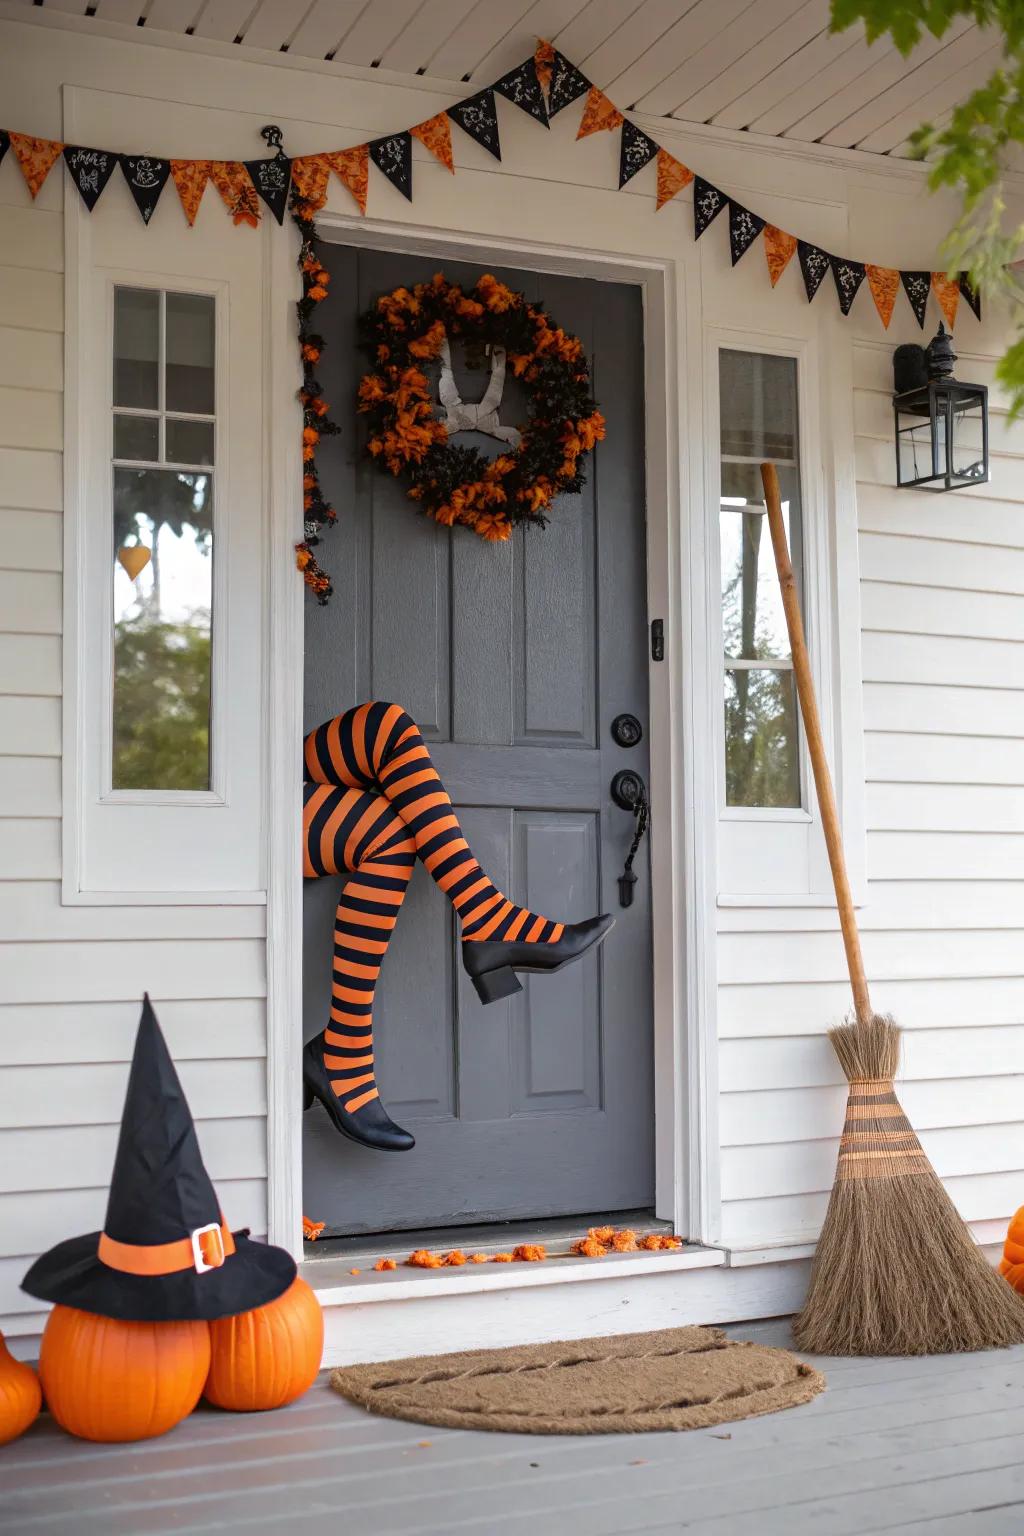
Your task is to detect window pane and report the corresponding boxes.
[166,417,215,466]
[112,468,213,791]
[113,287,159,409]
[113,413,159,462]
[720,350,798,460]
[165,292,215,414]
[721,462,801,661]
[725,668,800,808]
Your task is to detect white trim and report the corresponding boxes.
[263,213,715,1255]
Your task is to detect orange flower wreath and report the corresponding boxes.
[357,273,605,542]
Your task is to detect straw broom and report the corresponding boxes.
[760,461,1024,1356]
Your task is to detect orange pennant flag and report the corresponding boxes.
[763,225,798,288]
[9,133,64,200]
[932,271,960,329]
[290,153,332,216]
[411,114,454,174]
[209,161,260,227]
[170,161,212,226]
[535,38,556,94]
[655,148,693,210]
[577,86,624,139]
[325,145,369,214]
[865,264,900,329]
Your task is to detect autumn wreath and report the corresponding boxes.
[356,273,605,542]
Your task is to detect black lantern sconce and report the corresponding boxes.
[892,324,989,491]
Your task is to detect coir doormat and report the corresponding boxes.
[330,1325,825,1434]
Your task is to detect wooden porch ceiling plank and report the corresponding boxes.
[598,0,751,111]
[783,32,946,142]
[710,17,861,130]
[554,0,647,69]
[468,0,589,85]
[669,0,826,124]
[818,15,974,145]
[283,0,365,60]
[191,0,261,41]
[38,0,93,15]
[373,0,477,77]
[636,0,807,118]
[93,0,148,24]
[143,0,207,35]
[240,0,315,51]
[856,34,1002,153]
[331,0,421,67]
[754,34,894,138]
[426,0,538,82]
[576,0,702,97]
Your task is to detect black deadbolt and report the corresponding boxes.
[611,769,645,811]
[611,712,643,749]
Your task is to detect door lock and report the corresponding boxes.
[610,713,643,749]
[611,771,649,909]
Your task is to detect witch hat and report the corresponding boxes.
[22,996,296,1322]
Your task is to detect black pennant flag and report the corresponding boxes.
[119,155,171,224]
[494,60,548,126]
[546,52,590,116]
[901,270,931,328]
[619,120,658,188]
[831,256,866,315]
[448,89,501,161]
[244,152,291,224]
[0,131,9,171]
[693,177,727,240]
[369,132,413,201]
[63,146,117,211]
[798,241,831,302]
[959,271,982,321]
[728,201,765,266]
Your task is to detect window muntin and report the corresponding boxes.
[718,349,803,810]
[111,287,215,793]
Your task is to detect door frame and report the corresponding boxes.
[265,212,720,1261]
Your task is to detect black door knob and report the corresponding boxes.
[610,769,645,811]
[611,712,643,749]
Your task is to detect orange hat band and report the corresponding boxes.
[97,1220,235,1277]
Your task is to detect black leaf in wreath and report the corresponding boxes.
[244,153,291,224]
[119,155,172,224]
[546,52,590,116]
[0,131,9,171]
[493,60,549,126]
[63,146,118,212]
[901,271,931,328]
[618,120,659,189]
[448,89,501,161]
[370,132,413,201]
[798,241,831,302]
[728,201,765,266]
[693,177,727,240]
[959,271,982,321]
[831,256,866,316]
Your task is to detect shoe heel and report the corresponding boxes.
[303,1082,314,1111]
[471,965,523,1005]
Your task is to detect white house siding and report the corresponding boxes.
[717,178,1024,1258]
[0,13,1021,1350]
[0,30,269,1349]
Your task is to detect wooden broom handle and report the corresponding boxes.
[760,462,873,1026]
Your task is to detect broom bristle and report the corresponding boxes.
[794,1014,1024,1356]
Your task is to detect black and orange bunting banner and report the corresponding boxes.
[1,42,984,600]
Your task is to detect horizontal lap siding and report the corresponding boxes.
[0,179,269,1336]
[719,333,1024,1251]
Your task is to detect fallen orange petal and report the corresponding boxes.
[375,1258,397,1271]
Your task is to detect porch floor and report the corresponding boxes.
[4,1319,1023,1535]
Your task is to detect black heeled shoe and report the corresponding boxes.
[462,914,615,1004]
[302,1037,414,1152]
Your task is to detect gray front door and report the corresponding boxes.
[302,245,653,1235]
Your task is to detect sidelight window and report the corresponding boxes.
[718,349,803,810]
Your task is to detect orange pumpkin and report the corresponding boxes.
[204,1276,323,1412]
[0,1330,42,1446]
[39,1306,210,1442]
[1000,1205,1024,1294]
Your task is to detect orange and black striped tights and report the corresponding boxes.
[303,701,565,1129]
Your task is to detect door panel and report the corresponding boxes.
[302,246,653,1234]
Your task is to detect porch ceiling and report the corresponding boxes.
[10,0,997,159]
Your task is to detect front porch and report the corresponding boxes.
[5,1319,1023,1535]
